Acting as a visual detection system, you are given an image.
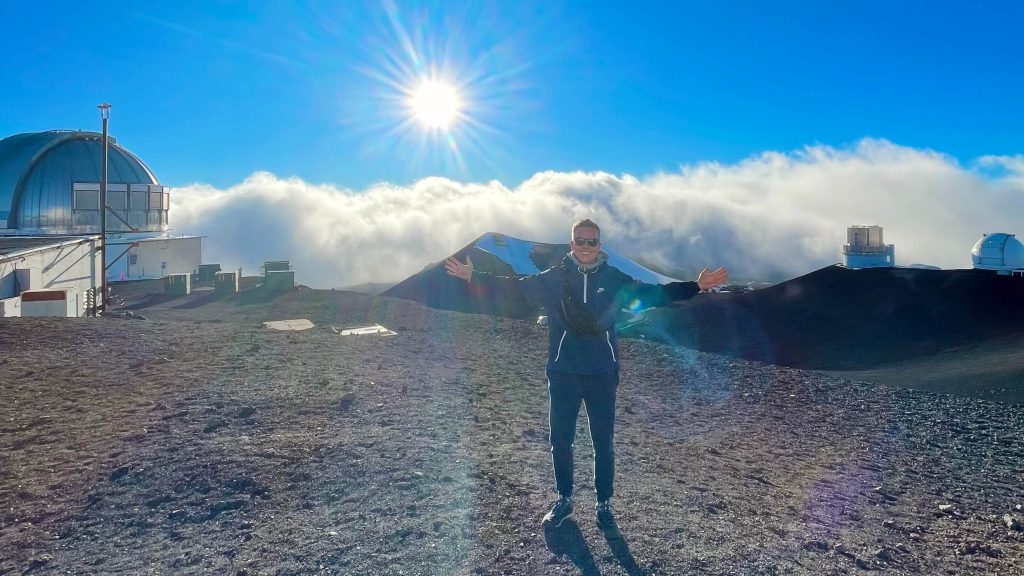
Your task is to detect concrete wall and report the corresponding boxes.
[0,238,100,317]
[107,236,202,281]
[0,295,21,317]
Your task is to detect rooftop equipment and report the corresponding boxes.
[265,270,295,291]
[197,263,222,283]
[215,271,239,295]
[263,260,290,277]
[164,273,191,296]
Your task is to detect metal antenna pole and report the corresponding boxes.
[98,102,111,313]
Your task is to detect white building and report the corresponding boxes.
[843,225,895,269]
[0,236,101,317]
[0,130,203,315]
[972,233,1024,276]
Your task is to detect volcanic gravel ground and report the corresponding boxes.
[1,286,1023,575]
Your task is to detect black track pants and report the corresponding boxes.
[547,370,619,502]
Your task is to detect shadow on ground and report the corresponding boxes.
[544,520,600,575]
[233,286,294,306]
[543,521,648,576]
[604,532,647,576]
[118,293,179,311]
[172,291,224,309]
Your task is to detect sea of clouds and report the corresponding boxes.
[169,139,1024,288]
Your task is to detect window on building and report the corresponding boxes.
[108,191,127,210]
[74,189,100,210]
[74,210,99,226]
[129,210,145,228]
[149,192,163,209]
[131,191,147,210]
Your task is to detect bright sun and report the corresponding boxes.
[410,80,461,130]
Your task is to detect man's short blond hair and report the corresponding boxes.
[571,218,601,240]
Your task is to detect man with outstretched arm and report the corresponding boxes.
[445,218,728,536]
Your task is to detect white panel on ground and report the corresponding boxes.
[338,324,396,336]
[263,319,316,331]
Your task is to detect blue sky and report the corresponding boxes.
[3,1,1024,286]
[2,1,1021,189]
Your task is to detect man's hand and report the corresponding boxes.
[445,255,473,282]
[696,267,728,292]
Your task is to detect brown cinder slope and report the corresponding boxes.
[641,266,1024,367]
[1,284,1022,575]
[384,234,564,318]
[631,266,1024,402]
[388,260,1024,402]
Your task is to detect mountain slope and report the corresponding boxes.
[634,265,1024,368]
[386,235,1024,400]
[383,232,683,317]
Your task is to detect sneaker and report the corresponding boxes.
[596,500,621,538]
[542,496,574,528]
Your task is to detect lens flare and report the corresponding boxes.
[409,79,461,130]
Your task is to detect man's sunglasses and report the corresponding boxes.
[573,238,600,247]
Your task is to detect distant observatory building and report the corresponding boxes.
[971,233,1024,276]
[0,130,202,316]
[843,225,895,269]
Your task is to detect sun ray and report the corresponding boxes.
[326,1,557,181]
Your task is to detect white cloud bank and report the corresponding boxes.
[169,139,1024,288]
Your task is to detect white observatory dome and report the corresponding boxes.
[971,233,1024,273]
